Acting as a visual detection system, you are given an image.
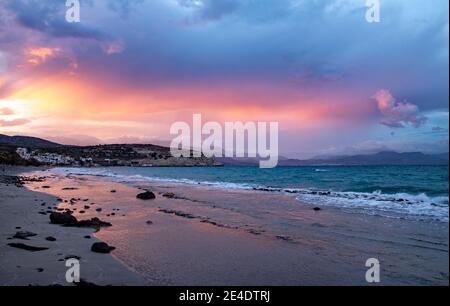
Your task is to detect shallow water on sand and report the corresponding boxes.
[53,166,449,222]
[24,169,449,285]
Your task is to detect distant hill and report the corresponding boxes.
[219,151,449,166]
[0,134,62,148]
[0,135,221,167]
[1,134,447,166]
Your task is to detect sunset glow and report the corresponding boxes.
[0,0,448,157]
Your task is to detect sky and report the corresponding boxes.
[0,0,448,158]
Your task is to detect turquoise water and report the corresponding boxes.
[55,165,449,221]
[103,165,448,196]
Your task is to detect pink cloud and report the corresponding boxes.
[373,89,427,128]
[0,118,30,127]
[0,107,14,115]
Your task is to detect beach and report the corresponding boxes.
[0,166,448,286]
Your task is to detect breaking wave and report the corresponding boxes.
[52,167,449,222]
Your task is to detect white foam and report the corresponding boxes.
[51,167,449,222]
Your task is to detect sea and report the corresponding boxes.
[52,165,449,222]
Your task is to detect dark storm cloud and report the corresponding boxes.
[4,0,108,40]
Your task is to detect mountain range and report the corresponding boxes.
[1,134,448,166]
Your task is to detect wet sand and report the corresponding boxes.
[0,167,146,286]
[1,167,448,285]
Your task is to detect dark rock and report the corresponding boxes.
[62,187,78,190]
[162,192,175,198]
[146,220,153,225]
[79,210,85,214]
[84,235,91,239]
[136,191,156,200]
[8,243,49,252]
[276,235,294,242]
[110,190,117,193]
[65,255,81,260]
[15,227,21,229]
[50,212,78,225]
[313,207,321,211]
[95,208,102,212]
[45,236,57,242]
[13,231,37,240]
[91,242,115,254]
[84,205,90,209]
[75,217,112,228]
[36,268,44,272]
[41,186,51,189]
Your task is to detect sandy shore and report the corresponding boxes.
[0,167,146,286]
[1,166,448,286]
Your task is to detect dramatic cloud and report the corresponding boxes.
[4,0,108,40]
[374,90,427,128]
[0,107,14,115]
[25,47,61,66]
[177,0,239,22]
[0,0,447,157]
[0,118,30,127]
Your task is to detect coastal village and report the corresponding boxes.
[14,144,222,167]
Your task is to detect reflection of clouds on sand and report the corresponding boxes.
[25,169,449,285]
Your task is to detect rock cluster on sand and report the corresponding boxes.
[91,242,116,254]
[136,191,156,200]
[50,212,77,225]
[162,192,175,198]
[76,217,112,228]
[49,213,112,228]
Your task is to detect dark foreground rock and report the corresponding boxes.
[136,191,156,200]
[8,243,49,252]
[76,217,112,228]
[13,231,37,240]
[50,212,78,225]
[162,192,175,198]
[91,242,116,254]
[49,213,111,228]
